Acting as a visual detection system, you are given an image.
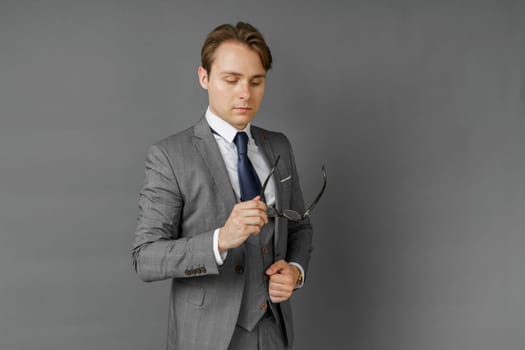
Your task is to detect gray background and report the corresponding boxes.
[1,0,524,349]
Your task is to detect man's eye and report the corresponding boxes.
[225,79,238,84]
[251,80,262,86]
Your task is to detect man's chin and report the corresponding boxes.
[233,110,256,118]
[229,114,255,129]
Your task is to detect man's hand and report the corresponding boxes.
[265,259,300,303]
[218,196,268,253]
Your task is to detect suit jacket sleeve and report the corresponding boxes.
[131,144,219,282]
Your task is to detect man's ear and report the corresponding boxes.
[197,66,209,90]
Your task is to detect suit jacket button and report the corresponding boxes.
[261,246,269,254]
[260,303,268,311]
[234,265,244,274]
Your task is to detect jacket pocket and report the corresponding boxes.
[176,280,206,307]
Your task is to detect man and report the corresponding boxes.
[132,22,313,350]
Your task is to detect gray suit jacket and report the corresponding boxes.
[132,117,313,350]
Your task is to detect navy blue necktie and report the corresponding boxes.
[234,132,262,201]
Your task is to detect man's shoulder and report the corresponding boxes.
[251,124,292,148]
[151,119,205,150]
[251,124,282,135]
[154,127,193,147]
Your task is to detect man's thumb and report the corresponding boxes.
[266,260,284,275]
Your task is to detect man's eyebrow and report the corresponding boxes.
[220,71,266,79]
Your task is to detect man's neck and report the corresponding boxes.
[205,107,252,143]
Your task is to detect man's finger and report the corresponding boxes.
[265,259,287,276]
[269,273,294,284]
[238,217,266,229]
[237,198,266,210]
[269,286,293,297]
[268,287,293,303]
[238,208,268,219]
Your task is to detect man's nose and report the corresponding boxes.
[238,82,251,100]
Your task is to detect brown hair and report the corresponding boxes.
[201,22,273,74]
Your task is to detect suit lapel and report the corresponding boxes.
[192,119,285,258]
[192,117,237,212]
[251,126,284,253]
[251,126,283,208]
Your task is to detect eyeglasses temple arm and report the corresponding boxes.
[302,165,327,218]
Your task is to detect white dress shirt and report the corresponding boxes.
[206,108,276,206]
[205,108,304,287]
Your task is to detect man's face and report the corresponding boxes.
[198,41,266,130]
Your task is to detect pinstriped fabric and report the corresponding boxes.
[227,314,289,350]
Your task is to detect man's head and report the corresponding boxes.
[198,22,273,130]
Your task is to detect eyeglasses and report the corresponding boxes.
[260,155,327,222]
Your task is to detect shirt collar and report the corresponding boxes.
[205,107,253,144]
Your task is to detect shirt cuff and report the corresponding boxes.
[213,228,228,265]
[289,262,305,289]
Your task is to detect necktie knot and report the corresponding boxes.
[234,132,249,155]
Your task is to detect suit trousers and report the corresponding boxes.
[227,312,290,350]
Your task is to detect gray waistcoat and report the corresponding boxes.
[236,219,280,331]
